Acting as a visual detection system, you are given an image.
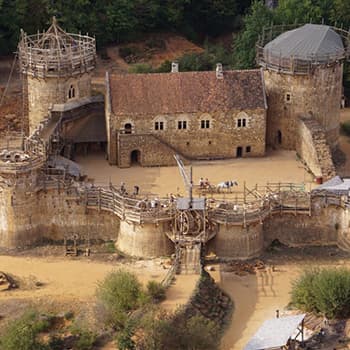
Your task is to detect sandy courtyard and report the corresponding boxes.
[76,149,314,197]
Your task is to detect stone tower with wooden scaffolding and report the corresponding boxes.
[257,23,350,150]
[18,17,96,134]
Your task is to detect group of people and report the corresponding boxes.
[198,177,211,189]
[119,182,140,196]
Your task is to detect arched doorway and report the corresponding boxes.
[130,150,141,165]
[277,130,282,145]
[124,123,132,134]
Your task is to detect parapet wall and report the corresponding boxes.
[296,118,336,181]
[0,187,119,249]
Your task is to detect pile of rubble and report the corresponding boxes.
[0,271,17,291]
[221,260,266,276]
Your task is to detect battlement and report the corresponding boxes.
[0,133,46,174]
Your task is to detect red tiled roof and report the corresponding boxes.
[109,69,266,115]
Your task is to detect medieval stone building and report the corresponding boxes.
[105,68,267,167]
[18,17,96,134]
[257,24,346,150]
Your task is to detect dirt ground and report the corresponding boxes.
[76,149,314,197]
[214,247,350,350]
[0,254,169,328]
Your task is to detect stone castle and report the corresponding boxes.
[1,19,350,267]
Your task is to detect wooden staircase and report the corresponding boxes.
[177,242,202,275]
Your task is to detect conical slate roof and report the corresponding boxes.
[34,17,76,50]
[264,24,344,62]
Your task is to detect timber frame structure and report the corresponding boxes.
[18,17,95,78]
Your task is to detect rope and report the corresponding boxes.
[0,53,18,109]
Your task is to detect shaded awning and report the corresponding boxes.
[313,176,350,195]
[244,314,306,350]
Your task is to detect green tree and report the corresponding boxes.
[232,0,273,69]
[332,0,350,28]
[291,268,350,319]
[274,0,330,24]
[96,269,143,329]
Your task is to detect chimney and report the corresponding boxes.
[171,62,179,73]
[216,63,223,79]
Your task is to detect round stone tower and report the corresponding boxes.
[18,17,96,134]
[0,133,46,248]
[257,24,350,149]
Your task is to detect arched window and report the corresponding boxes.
[235,112,249,128]
[124,123,132,134]
[68,84,75,99]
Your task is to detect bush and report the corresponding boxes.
[0,310,49,350]
[70,325,96,350]
[104,241,116,254]
[146,280,166,303]
[135,308,220,350]
[96,270,143,328]
[119,46,140,60]
[341,121,350,136]
[154,60,172,73]
[129,63,153,74]
[291,268,350,318]
[145,38,166,50]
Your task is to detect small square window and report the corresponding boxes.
[246,146,251,153]
[285,93,291,102]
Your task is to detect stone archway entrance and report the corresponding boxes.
[130,150,141,165]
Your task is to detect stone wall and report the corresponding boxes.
[28,73,92,134]
[296,118,336,180]
[116,220,174,257]
[263,208,339,248]
[117,133,181,167]
[208,223,264,259]
[0,186,119,249]
[109,108,266,166]
[264,64,342,150]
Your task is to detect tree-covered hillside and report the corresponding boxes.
[0,0,252,54]
[1,0,350,72]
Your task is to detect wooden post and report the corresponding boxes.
[98,188,101,212]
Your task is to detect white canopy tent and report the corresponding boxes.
[244,314,306,350]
